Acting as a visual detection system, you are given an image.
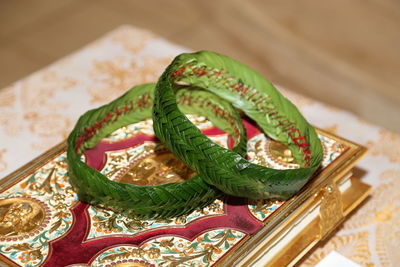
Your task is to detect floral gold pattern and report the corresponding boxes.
[87,57,171,104]
[302,232,375,267]
[0,86,16,108]
[366,129,400,163]
[87,198,226,240]
[319,183,343,239]
[110,25,157,54]
[90,229,245,267]
[0,154,76,266]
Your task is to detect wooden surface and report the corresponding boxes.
[0,0,399,133]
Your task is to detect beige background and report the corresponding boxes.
[0,0,399,133]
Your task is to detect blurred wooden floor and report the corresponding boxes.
[0,0,399,133]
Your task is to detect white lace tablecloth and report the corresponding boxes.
[0,25,398,267]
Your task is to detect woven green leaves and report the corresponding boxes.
[67,51,323,219]
[67,84,247,219]
[153,51,323,199]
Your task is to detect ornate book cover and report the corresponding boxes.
[0,116,370,267]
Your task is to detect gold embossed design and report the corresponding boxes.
[319,183,344,239]
[28,167,55,195]
[249,139,273,168]
[267,140,300,168]
[0,198,45,238]
[366,129,400,163]
[117,146,195,186]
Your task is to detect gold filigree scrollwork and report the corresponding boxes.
[4,243,43,262]
[319,183,344,239]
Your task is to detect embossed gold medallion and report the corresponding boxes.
[267,140,300,168]
[0,197,48,239]
[116,145,195,186]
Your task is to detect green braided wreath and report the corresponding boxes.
[153,51,323,200]
[67,83,247,219]
[68,51,323,219]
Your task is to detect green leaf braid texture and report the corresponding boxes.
[152,51,323,200]
[67,83,247,219]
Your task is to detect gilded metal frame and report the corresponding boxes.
[218,129,370,266]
